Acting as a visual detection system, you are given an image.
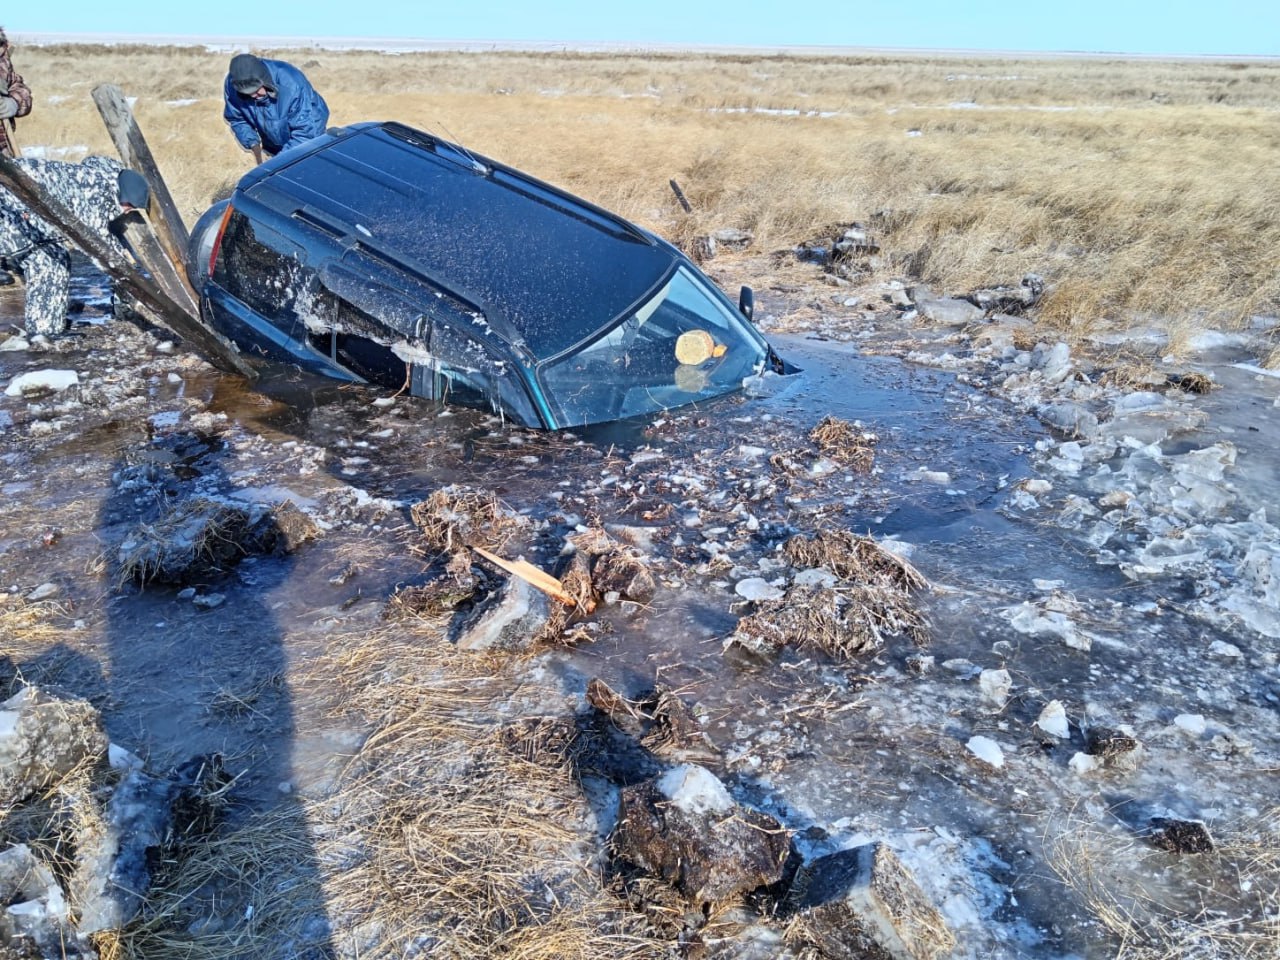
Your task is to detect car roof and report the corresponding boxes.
[238,122,678,360]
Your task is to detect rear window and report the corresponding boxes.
[212,212,309,325]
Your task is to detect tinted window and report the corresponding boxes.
[213,212,309,326]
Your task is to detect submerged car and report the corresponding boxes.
[187,121,788,429]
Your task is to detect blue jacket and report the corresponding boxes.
[222,59,329,156]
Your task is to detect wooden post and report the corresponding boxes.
[91,84,193,282]
[669,179,693,214]
[0,155,256,379]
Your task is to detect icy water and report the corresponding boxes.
[3,278,1278,957]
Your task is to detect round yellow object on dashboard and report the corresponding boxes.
[675,329,716,365]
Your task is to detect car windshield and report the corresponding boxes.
[539,266,768,427]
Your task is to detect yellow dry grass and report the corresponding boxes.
[300,623,665,959]
[1046,805,1280,959]
[0,598,76,649]
[96,618,666,959]
[7,44,1280,341]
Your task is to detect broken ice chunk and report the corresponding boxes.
[966,735,1004,769]
[1035,701,1070,739]
[978,669,1012,708]
[1174,714,1207,736]
[735,578,785,603]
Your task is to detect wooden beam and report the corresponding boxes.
[0,154,256,379]
[116,211,200,318]
[91,84,193,282]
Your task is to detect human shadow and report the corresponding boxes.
[95,429,334,956]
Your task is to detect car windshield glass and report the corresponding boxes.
[539,266,767,427]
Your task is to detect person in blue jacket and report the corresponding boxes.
[222,54,329,165]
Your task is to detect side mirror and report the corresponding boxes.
[738,285,755,322]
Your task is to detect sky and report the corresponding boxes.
[8,0,1279,57]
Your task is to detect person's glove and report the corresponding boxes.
[0,96,18,120]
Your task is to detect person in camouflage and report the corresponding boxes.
[0,27,32,160]
[0,156,147,337]
[0,27,33,287]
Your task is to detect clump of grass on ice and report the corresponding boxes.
[1045,805,1280,960]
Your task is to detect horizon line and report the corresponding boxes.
[9,31,1278,62]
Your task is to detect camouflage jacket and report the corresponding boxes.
[0,156,128,262]
[0,36,34,159]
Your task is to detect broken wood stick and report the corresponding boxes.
[92,83,193,284]
[669,179,693,214]
[470,544,593,612]
[0,154,256,378]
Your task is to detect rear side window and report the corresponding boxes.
[213,212,309,325]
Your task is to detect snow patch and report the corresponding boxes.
[656,764,735,815]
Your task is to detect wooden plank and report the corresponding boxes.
[470,544,592,612]
[91,84,193,283]
[0,154,256,379]
[117,211,199,318]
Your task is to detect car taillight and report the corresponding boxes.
[208,204,235,278]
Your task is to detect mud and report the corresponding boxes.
[2,259,1279,957]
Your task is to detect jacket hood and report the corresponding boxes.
[229,54,274,96]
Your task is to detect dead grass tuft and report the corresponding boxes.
[726,531,934,656]
[1045,805,1280,959]
[1010,325,1039,352]
[409,484,529,555]
[115,499,255,587]
[735,582,929,658]
[1098,362,1165,391]
[0,598,78,651]
[385,554,482,623]
[1167,371,1215,394]
[808,416,877,472]
[783,529,928,593]
[498,716,584,770]
[384,578,478,620]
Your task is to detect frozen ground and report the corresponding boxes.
[1,257,1278,957]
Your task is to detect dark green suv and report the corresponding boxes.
[189,121,786,429]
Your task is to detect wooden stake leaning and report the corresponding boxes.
[0,155,256,378]
[92,83,193,282]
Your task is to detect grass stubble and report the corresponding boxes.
[1045,804,1280,959]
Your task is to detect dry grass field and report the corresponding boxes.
[11,44,1280,343]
